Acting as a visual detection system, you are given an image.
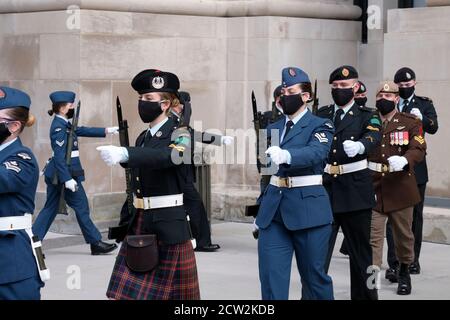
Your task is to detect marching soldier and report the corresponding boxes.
[257,67,334,300]
[0,86,44,299]
[32,91,118,255]
[318,66,380,300]
[169,91,231,252]
[385,67,439,280]
[97,69,200,300]
[369,81,426,295]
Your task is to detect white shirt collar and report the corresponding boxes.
[149,117,169,136]
[0,137,18,152]
[399,93,414,107]
[286,107,308,126]
[56,114,69,123]
[334,102,354,118]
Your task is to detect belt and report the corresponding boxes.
[133,193,184,210]
[324,159,368,175]
[0,214,50,282]
[368,161,394,173]
[51,151,79,158]
[269,175,322,188]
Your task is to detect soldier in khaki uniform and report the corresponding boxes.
[368,81,426,296]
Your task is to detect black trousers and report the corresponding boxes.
[325,209,378,300]
[183,181,213,247]
[387,183,426,268]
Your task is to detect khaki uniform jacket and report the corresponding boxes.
[368,111,427,213]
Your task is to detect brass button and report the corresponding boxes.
[383,135,386,138]
[333,174,338,178]
[382,154,385,158]
[137,189,140,193]
[351,136,354,140]
[382,173,385,177]
[333,149,337,154]
[334,137,337,141]
[333,162,337,166]
[408,173,412,176]
[136,177,140,182]
[382,144,385,148]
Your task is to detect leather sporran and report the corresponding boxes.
[125,234,159,273]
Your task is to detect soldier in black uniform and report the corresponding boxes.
[384,67,439,280]
[97,69,200,300]
[318,66,381,300]
[169,91,232,252]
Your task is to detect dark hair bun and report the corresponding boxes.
[48,110,54,116]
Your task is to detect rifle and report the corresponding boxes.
[312,79,319,115]
[57,101,81,215]
[251,91,265,173]
[108,97,133,241]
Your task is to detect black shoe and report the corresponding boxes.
[397,263,412,295]
[194,244,220,252]
[409,261,421,275]
[385,266,399,283]
[90,241,118,255]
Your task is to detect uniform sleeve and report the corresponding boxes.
[75,126,106,138]
[358,112,382,154]
[286,120,334,169]
[51,128,72,183]
[404,119,427,170]
[126,127,192,169]
[421,100,439,135]
[0,155,38,194]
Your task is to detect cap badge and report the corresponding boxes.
[384,83,390,91]
[406,72,411,80]
[0,89,5,99]
[342,68,349,77]
[289,68,296,77]
[361,85,365,91]
[156,131,162,137]
[152,76,165,89]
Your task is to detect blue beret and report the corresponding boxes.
[282,67,311,88]
[49,91,76,104]
[0,86,31,110]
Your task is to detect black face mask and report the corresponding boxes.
[399,86,415,100]
[376,99,396,116]
[66,108,75,119]
[0,122,12,145]
[280,94,304,116]
[332,88,355,107]
[138,100,163,123]
[355,97,367,107]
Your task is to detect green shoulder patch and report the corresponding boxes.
[370,117,381,126]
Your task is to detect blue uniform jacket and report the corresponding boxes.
[256,110,335,231]
[0,138,39,284]
[44,116,106,183]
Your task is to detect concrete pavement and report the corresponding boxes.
[40,222,450,300]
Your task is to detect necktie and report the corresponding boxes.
[141,130,152,147]
[334,109,344,128]
[402,100,409,113]
[283,120,294,141]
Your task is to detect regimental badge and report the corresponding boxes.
[289,68,296,77]
[4,161,21,173]
[17,153,32,160]
[361,85,365,91]
[156,131,162,138]
[315,132,329,144]
[152,76,164,89]
[342,68,349,77]
[403,131,409,145]
[384,83,390,91]
[406,72,412,80]
[0,89,5,99]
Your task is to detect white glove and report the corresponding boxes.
[265,146,291,165]
[343,140,365,158]
[388,155,408,172]
[96,145,129,166]
[410,108,423,121]
[64,179,78,192]
[106,127,120,135]
[221,136,234,146]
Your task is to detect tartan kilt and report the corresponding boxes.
[106,210,200,300]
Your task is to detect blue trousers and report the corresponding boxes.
[32,178,101,244]
[258,215,334,300]
[0,276,42,300]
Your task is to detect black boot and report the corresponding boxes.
[409,261,421,274]
[90,240,118,255]
[385,262,399,283]
[397,263,412,295]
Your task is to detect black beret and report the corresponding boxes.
[356,81,367,94]
[273,85,282,99]
[394,67,416,83]
[179,91,191,104]
[131,69,180,95]
[329,65,358,84]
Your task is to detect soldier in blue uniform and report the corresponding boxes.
[32,91,118,255]
[384,67,439,280]
[0,86,44,299]
[256,67,335,300]
[318,66,381,300]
